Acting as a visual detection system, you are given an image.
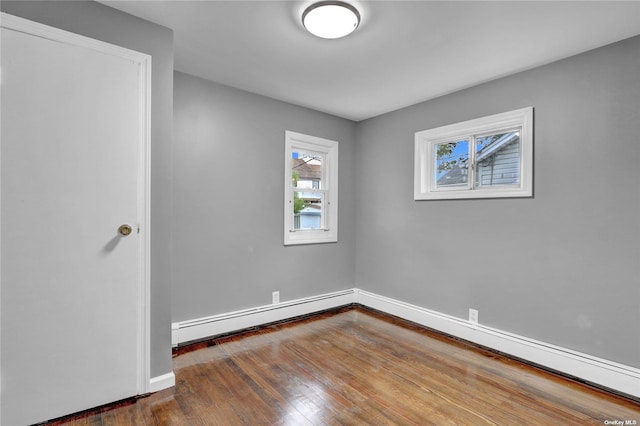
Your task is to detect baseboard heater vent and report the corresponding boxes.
[171,289,356,347]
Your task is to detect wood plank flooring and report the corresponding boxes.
[50,306,639,425]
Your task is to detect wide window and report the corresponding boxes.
[414,107,533,200]
[284,131,338,245]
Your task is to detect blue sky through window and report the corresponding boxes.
[435,140,469,180]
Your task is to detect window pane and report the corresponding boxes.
[293,191,323,230]
[435,140,469,188]
[475,131,520,188]
[292,151,323,189]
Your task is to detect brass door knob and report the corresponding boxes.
[118,224,133,236]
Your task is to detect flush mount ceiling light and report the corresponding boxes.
[302,1,361,39]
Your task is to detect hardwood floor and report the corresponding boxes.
[51,306,639,425]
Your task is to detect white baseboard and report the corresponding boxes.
[170,287,639,399]
[171,289,355,346]
[355,288,640,399]
[149,371,176,393]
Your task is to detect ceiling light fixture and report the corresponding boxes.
[302,1,360,39]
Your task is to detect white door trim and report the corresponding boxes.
[0,12,152,397]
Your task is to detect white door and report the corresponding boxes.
[1,14,150,426]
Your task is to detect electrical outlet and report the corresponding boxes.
[469,308,479,325]
[272,291,280,304]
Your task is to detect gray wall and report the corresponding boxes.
[172,72,356,322]
[1,1,175,377]
[3,0,638,382]
[355,35,640,367]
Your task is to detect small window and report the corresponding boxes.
[415,107,533,200]
[284,131,338,245]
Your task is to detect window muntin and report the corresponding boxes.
[415,107,533,200]
[285,131,338,245]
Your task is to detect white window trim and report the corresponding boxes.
[284,131,338,245]
[414,107,533,200]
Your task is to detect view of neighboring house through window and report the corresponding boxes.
[292,151,324,230]
[415,107,533,200]
[435,131,521,190]
[475,131,521,187]
[284,131,338,245]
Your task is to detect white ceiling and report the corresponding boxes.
[101,1,640,121]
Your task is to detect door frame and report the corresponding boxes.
[0,12,151,399]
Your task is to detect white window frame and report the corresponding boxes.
[284,131,338,245]
[414,107,533,200]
